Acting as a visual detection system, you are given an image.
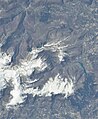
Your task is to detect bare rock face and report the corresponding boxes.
[0,0,98,119]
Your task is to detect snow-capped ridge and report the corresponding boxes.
[0,47,47,107]
[25,74,74,98]
[0,40,74,108]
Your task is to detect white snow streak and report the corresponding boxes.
[25,74,74,98]
[0,39,74,108]
[0,48,47,107]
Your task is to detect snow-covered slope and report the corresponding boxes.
[0,42,74,108]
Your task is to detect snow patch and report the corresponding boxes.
[0,38,74,108]
[43,37,69,62]
[0,48,47,107]
[25,74,74,98]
